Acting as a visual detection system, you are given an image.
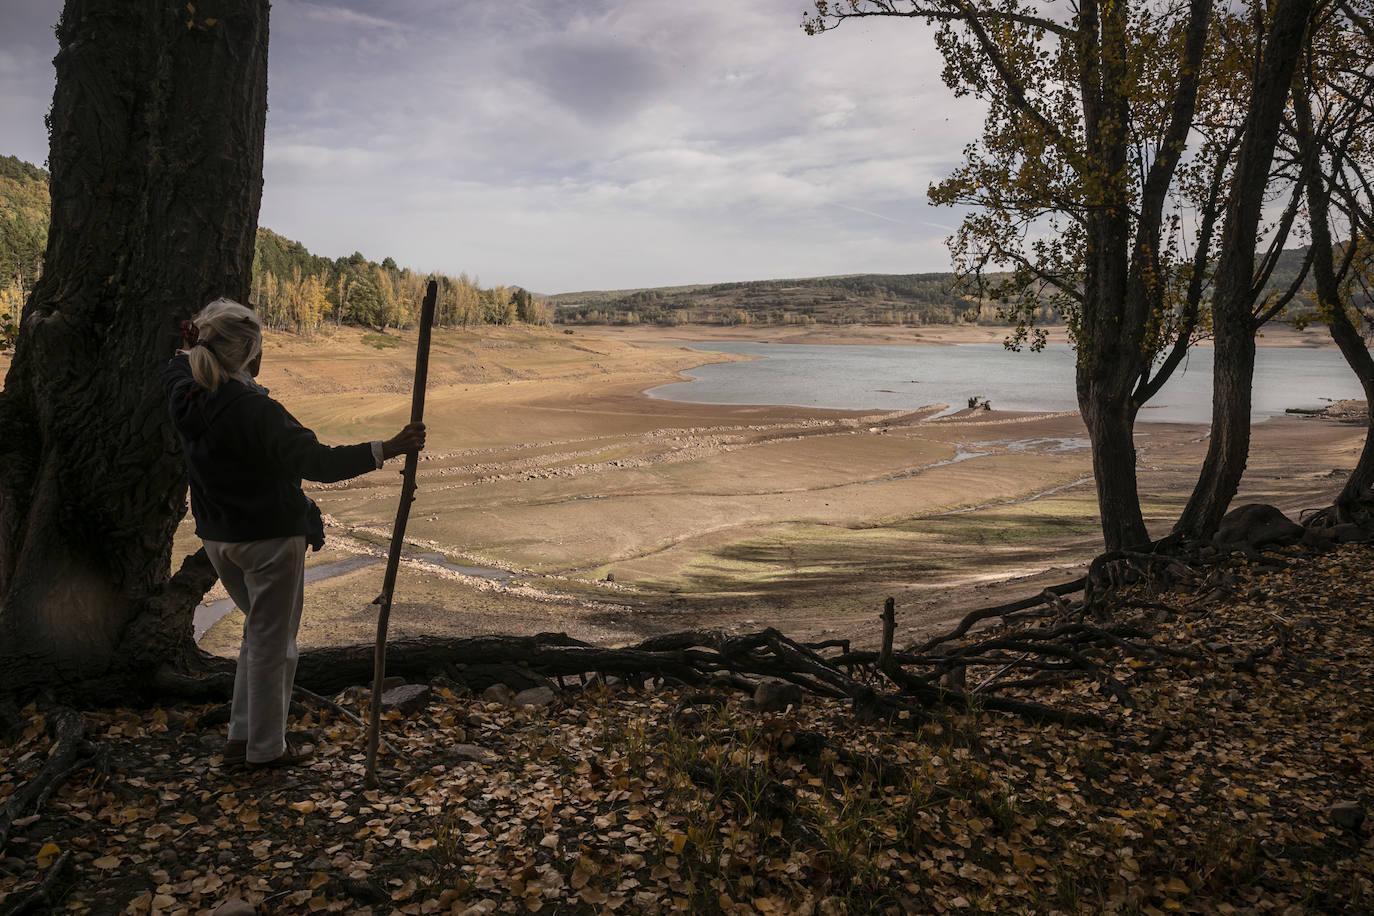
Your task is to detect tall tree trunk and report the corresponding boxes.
[1174,0,1315,539]
[0,0,269,691]
[1072,0,1151,551]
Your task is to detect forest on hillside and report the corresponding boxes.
[0,155,551,341]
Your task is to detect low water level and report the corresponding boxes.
[647,342,1367,424]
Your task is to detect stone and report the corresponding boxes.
[1329,801,1366,832]
[754,680,804,713]
[481,683,515,705]
[212,899,255,916]
[380,684,431,715]
[1214,504,1303,549]
[381,675,406,690]
[513,686,558,708]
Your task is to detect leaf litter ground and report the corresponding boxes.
[1,544,1371,914]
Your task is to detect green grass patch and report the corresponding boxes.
[361,332,401,349]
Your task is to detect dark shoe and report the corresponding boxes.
[248,740,315,769]
[222,739,247,765]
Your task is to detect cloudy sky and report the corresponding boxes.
[1,1,979,293]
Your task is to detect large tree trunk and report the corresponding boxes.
[1174,0,1315,539]
[0,0,269,691]
[1079,391,1150,550]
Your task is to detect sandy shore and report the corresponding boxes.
[175,323,1368,658]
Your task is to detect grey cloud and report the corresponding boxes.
[521,39,672,126]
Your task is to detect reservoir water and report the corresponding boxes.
[646,342,1368,424]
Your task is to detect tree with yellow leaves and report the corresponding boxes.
[808,0,1318,547]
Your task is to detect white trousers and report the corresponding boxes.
[204,536,307,764]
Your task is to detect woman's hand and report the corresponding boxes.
[382,422,426,459]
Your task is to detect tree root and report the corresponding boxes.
[0,708,93,851]
[1,850,74,916]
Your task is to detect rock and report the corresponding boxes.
[1329,800,1365,832]
[603,571,615,582]
[481,684,515,705]
[381,675,406,690]
[754,680,804,713]
[513,686,558,708]
[212,899,255,916]
[380,684,431,715]
[305,856,331,871]
[450,743,495,765]
[1214,503,1303,549]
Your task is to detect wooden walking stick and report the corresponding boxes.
[365,279,437,788]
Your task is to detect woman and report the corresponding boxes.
[164,298,425,768]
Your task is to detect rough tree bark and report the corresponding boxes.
[1296,83,1374,523]
[0,0,269,691]
[1174,0,1317,539]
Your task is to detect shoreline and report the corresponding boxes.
[184,324,1367,657]
[578,320,1342,349]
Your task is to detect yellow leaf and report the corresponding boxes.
[290,800,317,814]
[670,832,687,855]
[1013,852,1035,872]
[36,843,60,868]
[1163,877,1189,896]
[186,3,194,12]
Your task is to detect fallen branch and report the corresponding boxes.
[293,686,407,762]
[917,577,1086,652]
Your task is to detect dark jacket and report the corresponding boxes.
[163,354,377,542]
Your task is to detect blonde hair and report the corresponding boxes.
[187,298,262,392]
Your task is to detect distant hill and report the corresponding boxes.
[548,248,1341,329]
[547,273,1013,327]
